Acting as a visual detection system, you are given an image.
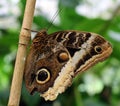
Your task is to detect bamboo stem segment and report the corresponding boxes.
[8,0,36,106]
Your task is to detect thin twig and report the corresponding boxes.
[8,0,36,106]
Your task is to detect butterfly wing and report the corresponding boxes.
[24,30,71,95]
[50,30,112,75]
[24,30,112,101]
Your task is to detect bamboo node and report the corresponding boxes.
[19,34,30,46]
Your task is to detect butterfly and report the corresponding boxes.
[24,29,112,101]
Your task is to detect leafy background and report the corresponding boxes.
[0,0,120,106]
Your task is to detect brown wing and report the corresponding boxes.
[49,30,112,75]
[24,30,112,101]
[49,30,92,57]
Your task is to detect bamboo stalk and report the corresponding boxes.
[8,0,36,106]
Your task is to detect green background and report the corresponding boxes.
[0,0,120,106]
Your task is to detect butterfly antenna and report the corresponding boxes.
[46,8,63,31]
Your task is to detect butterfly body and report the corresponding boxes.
[24,30,112,101]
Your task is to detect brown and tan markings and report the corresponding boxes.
[24,30,112,101]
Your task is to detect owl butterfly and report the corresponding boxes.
[24,30,112,101]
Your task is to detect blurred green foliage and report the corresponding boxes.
[0,0,120,106]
